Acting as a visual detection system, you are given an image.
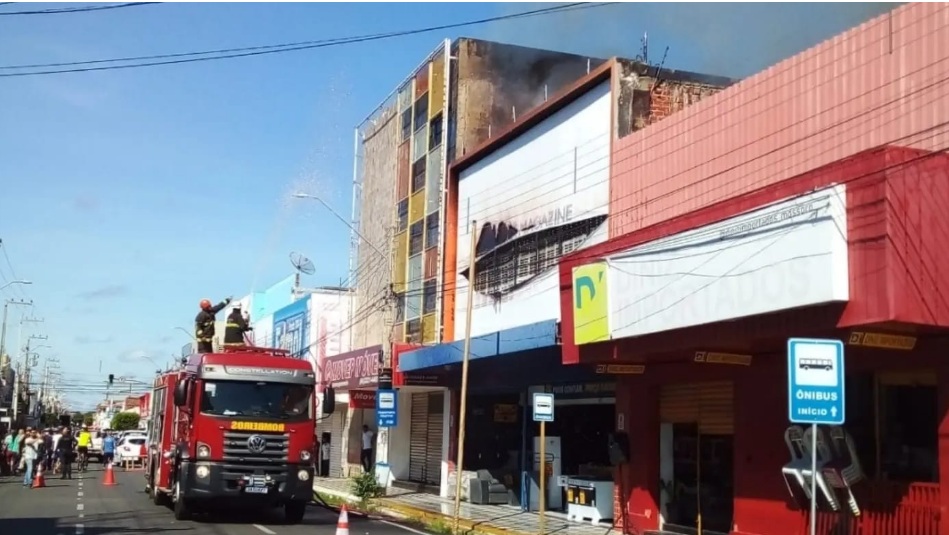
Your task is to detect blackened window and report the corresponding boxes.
[429,114,443,150]
[423,279,437,315]
[472,216,606,298]
[394,293,405,324]
[406,318,422,344]
[446,114,457,164]
[397,199,409,232]
[413,96,428,132]
[409,220,424,256]
[412,158,426,193]
[425,212,440,249]
[401,109,412,142]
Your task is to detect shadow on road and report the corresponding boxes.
[0,517,189,534]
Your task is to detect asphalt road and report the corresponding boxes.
[0,465,435,535]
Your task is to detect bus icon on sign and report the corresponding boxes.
[798,358,833,371]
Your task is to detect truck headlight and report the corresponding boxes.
[297,469,310,481]
[300,450,311,461]
[197,443,211,459]
[196,464,210,479]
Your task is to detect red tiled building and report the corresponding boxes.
[559,4,949,535]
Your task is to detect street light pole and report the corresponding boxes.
[291,193,388,260]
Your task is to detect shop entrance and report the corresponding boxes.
[659,381,735,535]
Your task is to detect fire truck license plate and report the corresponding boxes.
[244,487,268,494]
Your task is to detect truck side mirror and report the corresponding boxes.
[173,379,189,407]
[322,386,335,416]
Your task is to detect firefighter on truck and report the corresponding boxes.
[145,344,317,523]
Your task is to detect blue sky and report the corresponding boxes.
[0,2,895,410]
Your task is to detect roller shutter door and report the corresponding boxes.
[659,381,734,435]
[424,392,444,486]
[409,393,430,482]
[329,410,347,478]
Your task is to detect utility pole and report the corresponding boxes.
[12,319,44,423]
[0,299,31,360]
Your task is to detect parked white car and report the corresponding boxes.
[116,435,147,460]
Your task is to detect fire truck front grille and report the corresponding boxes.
[222,431,289,463]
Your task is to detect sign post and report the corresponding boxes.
[787,338,845,535]
[376,389,398,428]
[532,392,555,535]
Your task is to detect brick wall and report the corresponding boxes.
[352,105,399,350]
[613,58,729,140]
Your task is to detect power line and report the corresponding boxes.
[0,2,159,16]
[0,2,616,77]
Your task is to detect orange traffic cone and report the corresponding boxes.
[102,461,116,486]
[335,505,350,535]
[32,464,46,488]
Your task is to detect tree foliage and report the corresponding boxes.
[111,412,141,431]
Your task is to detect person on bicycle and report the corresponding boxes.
[76,426,92,471]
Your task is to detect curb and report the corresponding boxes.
[378,501,529,535]
[311,489,531,535]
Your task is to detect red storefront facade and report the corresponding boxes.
[560,146,949,535]
[557,6,949,534]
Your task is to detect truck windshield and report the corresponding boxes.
[200,380,312,420]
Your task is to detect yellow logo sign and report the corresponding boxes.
[572,262,609,345]
[848,331,917,350]
[229,421,286,432]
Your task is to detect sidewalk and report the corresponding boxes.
[313,478,618,535]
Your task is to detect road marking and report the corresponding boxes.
[76,473,85,535]
[378,520,434,535]
[252,525,277,535]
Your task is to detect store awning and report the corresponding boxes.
[397,320,559,372]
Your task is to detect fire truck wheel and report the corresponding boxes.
[284,501,307,524]
[173,480,192,520]
[151,479,167,506]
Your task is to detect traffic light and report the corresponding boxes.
[108,374,114,385]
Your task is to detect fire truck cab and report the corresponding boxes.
[144,345,316,523]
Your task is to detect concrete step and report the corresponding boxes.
[390,479,439,495]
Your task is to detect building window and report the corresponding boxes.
[394,293,405,324]
[412,158,426,193]
[425,212,440,250]
[422,279,437,315]
[413,95,428,132]
[397,199,409,232]
[401,109,412,142]
[429,114,443,150]
[844,372,937,482]
[410,220,424,256]
[406,318,422,343]
[446,114,457,164]
[471,216,606,298]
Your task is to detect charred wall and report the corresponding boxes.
[352,105,399,349]
[613,57,733,139]
[451,38,607,160]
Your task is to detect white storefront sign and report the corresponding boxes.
[607,185,849,338]
[455,81,611,340]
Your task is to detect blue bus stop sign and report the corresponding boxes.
[787,338,845,425]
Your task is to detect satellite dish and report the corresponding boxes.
[290,251,316,275]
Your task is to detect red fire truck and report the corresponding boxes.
[144,345,317,522]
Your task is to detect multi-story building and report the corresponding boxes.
[347,38,615,488]
[351,38,616,350]
[348,38,732,493]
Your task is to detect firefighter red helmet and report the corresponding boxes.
[199,299,212,310]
